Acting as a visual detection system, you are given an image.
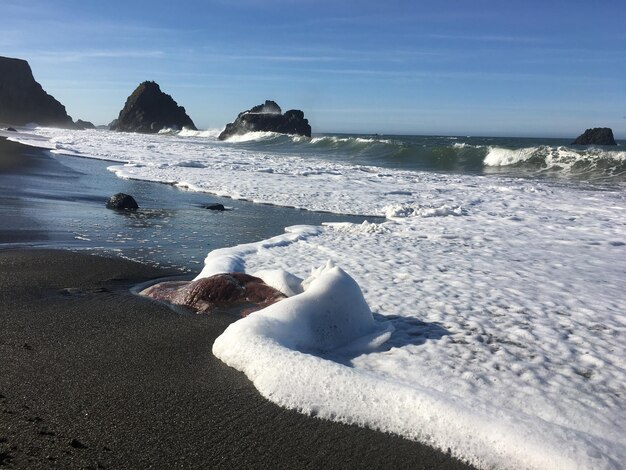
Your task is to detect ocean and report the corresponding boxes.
[6,127,625,469]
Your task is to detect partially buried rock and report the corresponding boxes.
[6,127,16,132]
[218,100,311,140]
[140,273,286,316]
[106,193,138,210]
[572,127,617,146]
[202,203,225,211]
[110,81,197,134]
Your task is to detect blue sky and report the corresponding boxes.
[1,0,624,137]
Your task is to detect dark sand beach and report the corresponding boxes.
[0,137,473,469]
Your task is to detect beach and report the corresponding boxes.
[1,128,624,468]
[0,138,473,469]
[0,249,472,469]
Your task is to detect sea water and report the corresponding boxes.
[0,133,369,271]
[8,128,625,469]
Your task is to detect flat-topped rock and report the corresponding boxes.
[0,56,74,128]
[218,100,311,140]
[572,127,617,146]
[110,81,197,134]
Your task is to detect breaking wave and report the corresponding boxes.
[484,145,626,178]
[167,128,625,181]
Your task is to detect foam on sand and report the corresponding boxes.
[209,219,625,469]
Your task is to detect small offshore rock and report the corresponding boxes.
[203,203,225,211]
[105,193,139,210]
[572,127,617,146]
[6,127,17,132]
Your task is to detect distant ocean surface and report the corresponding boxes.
[213,131,626,183]
[7,127,626,469]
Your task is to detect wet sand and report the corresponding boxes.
[0,249,473,469]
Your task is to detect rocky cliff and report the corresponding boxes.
[0,56,74,127]
[218,100,311,140]
[110,81,196,133]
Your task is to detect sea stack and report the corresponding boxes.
[0,56,74,128]
[572,127,617,146]
[75,119,96,130]
[110,81,197,133]
[218,100,311,140]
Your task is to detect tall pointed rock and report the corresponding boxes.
[110,81,196,133]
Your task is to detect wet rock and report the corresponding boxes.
[141,273,286,316]
[6,127,17,132]
[218,100,311,140]
[572,127,616,146]
[202,203,225,211]
[110,81,196,134]
[105,193,139,210]
[0,56,75,128]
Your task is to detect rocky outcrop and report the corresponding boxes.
[106,193,139,210]
[140,273,286,316]
[0,56,74,127]
[572,128,617,146]
[75,119,95,130]
[218,100,311,140]
[110,81,196,134]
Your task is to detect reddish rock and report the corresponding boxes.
[140,273,286,316]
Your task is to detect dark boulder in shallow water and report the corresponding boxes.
[6,127,17,132]
[140,273,286,316]
[110,81,197,134]
[106,193,139,210]
[572,128,616,146]
[218,100,311,140]
[202,203,225,211]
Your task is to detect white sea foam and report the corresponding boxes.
[484,145,626,174]
[310,135,392,145]
[177,127,222,138]
[223,131,284,142]
[484,146,541,166]
[11,127,626,469]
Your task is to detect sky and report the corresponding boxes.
[1,0,625,137]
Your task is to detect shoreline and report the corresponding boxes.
[0,248,473,469]
[0,136,373,271]
[1,137,474,468]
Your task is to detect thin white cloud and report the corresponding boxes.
[14,49,165,63]
[424,33,542,44]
